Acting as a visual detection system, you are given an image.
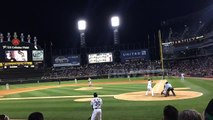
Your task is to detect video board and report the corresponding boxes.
[32,50,44,61]
[53,55,80,67]
[88,52,113,64]
[5,50,28,62]
[0,35,43,69]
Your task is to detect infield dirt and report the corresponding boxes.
[0,80,203,101]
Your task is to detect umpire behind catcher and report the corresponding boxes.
[164,82,176,97]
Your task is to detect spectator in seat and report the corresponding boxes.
[0,114,9,120]
[163,105,178,120]
[28,112,44,120]
[204,98,213,120]
[178,109,202,120]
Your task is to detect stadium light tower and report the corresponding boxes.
[78,20,86,48]
[111,16,120,45]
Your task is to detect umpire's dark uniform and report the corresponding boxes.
[165,82,176,97]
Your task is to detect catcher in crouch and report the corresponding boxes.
[161,82,176,97]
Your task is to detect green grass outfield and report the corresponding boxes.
[0,77,213,120]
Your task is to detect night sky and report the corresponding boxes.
[0,0,212,49]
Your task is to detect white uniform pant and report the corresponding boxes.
[146,87,154,96]
[91,109,102,120]
[89,82,92,86]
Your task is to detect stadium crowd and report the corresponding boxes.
[163,98,213,120]
[42,59,161,80]
[42,55,213,80]
[168,55,213,77]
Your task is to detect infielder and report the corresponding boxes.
[127,74,131,81]
[90,92,103,120]
[74,78,78,84]
[145,78,154,96]
[6,83,9,90]
[181,73,184,81]
[88,77,92,87]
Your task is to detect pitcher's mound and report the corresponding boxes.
[114,91,203,101]
[75,87,103,91]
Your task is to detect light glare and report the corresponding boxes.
[78,20,86,30]
[111,16,120,27]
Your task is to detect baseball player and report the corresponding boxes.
[90,92,103,120]
[74,78,78,84]
[127,74,131,81]
[88,77,92,87]
[161,84,167,96]
[181,73,184,81]
[58,79,61,85]
[145,78,154,96]
[5,83,9,90]
[162,82,176,97]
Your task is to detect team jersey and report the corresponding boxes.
[147,81,152,88]
[90,97,103,109]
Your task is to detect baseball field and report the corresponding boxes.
[0,76,213,120]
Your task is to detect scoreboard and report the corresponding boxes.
[0,33,44,69]
[88,52,113,64]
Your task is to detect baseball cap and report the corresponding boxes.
[93,92,98,97]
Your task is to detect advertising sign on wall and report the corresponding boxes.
[120,49,149,62]
[53,55,80,67]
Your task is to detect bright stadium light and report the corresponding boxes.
[77,19,87,48]
[111,16,120,27]
[78,20,86,31]
[111,16,120,45]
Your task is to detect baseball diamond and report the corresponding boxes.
[0,77,212,120]
[1,1,213,120]
[0,80,203,101]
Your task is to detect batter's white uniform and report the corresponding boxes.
[88,78,92,87]
[145,80,154,96]
[90,97,103,120]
